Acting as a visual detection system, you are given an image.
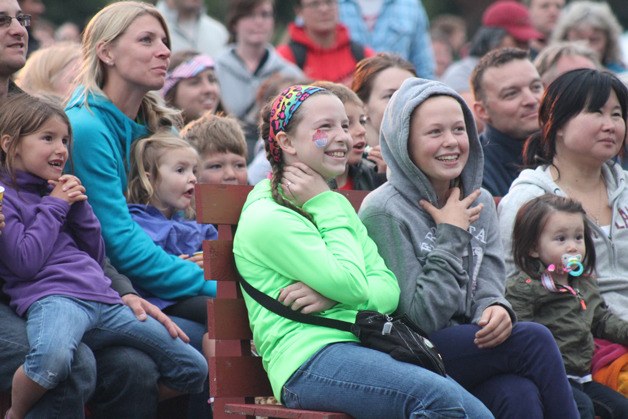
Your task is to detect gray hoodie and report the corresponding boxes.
[215,45,304,124]
[498,162,628,321]
[359,78,514,334]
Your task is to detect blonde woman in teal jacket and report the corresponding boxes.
[233,84,491,418]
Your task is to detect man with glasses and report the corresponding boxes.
[276,0,373,85]
[0,3,190,417]
[0,4,28,99]
[338,0,435,79]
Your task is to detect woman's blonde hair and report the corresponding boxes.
[127,131,199,218]
[15,42,81,100]
[77,1,180,131]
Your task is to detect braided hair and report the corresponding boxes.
[259,85,333,221]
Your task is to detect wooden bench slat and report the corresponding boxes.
[334,189,370,212]
[225,403,352,419]
[195,184,253,225]
[210,356,272,397]
[207,299,252,340]
[203,240,237,282]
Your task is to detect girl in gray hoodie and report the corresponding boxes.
[359,78,578,418]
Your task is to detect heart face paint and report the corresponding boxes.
[312,129,328,148]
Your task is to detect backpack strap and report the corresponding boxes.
[289,39,367,70]
[348,40,366,63]
[288,39,308,69]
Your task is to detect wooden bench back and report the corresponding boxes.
[196,183,366,419]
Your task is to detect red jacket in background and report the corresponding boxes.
[277,23,374,86]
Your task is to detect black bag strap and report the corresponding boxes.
[238,274,354,333]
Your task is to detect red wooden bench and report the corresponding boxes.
[196,183,369,419]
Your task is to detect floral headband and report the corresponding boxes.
[267,85,325,163]
[160,54,215,97]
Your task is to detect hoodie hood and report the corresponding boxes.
[66,86,150,171]
[217,44,300,81]
[381,78,483,206]
[215,45,304,119]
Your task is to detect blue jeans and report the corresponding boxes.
[0,301,95,418]
[429,322,579,419]
[1,300,185,419]
[25,296,207,394]
[570,379,628,419]
[89,345,161,419]
[282,342,493,418]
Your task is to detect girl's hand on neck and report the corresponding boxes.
[281,162,329,206]
[419,187,483,230]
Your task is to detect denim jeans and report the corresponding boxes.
[0,301,95,419]
[25,296,207,394]
[570,379,628,419]
[89,346,161,419]
[282,342,493,418]
[428,322,579,419]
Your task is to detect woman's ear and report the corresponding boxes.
[1,135,12,154]
[276,131,297,156]
[96,41,114,66]
[555,127,564,142]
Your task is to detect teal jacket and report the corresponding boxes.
[233,180,399,399]
[65,87,215,299]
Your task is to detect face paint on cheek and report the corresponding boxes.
[312,129,329,148]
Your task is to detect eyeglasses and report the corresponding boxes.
[0,14,31,29]
[301,0,337,10]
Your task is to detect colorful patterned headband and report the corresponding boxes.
[267,85,325,163]
[161,54,215,97]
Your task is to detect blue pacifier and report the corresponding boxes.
[561,254,584,277]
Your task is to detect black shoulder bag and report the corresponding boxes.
[239,275,446,376]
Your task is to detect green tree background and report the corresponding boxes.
[43,0,628,44]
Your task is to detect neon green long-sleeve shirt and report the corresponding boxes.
[233,180,400,399]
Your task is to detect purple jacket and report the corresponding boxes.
[0,171,121,316]
[127,203,218,309]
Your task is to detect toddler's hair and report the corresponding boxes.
[512,194,596,278]
[0,93,72,179]
[127,131,199,218]
[181,112,247,160]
